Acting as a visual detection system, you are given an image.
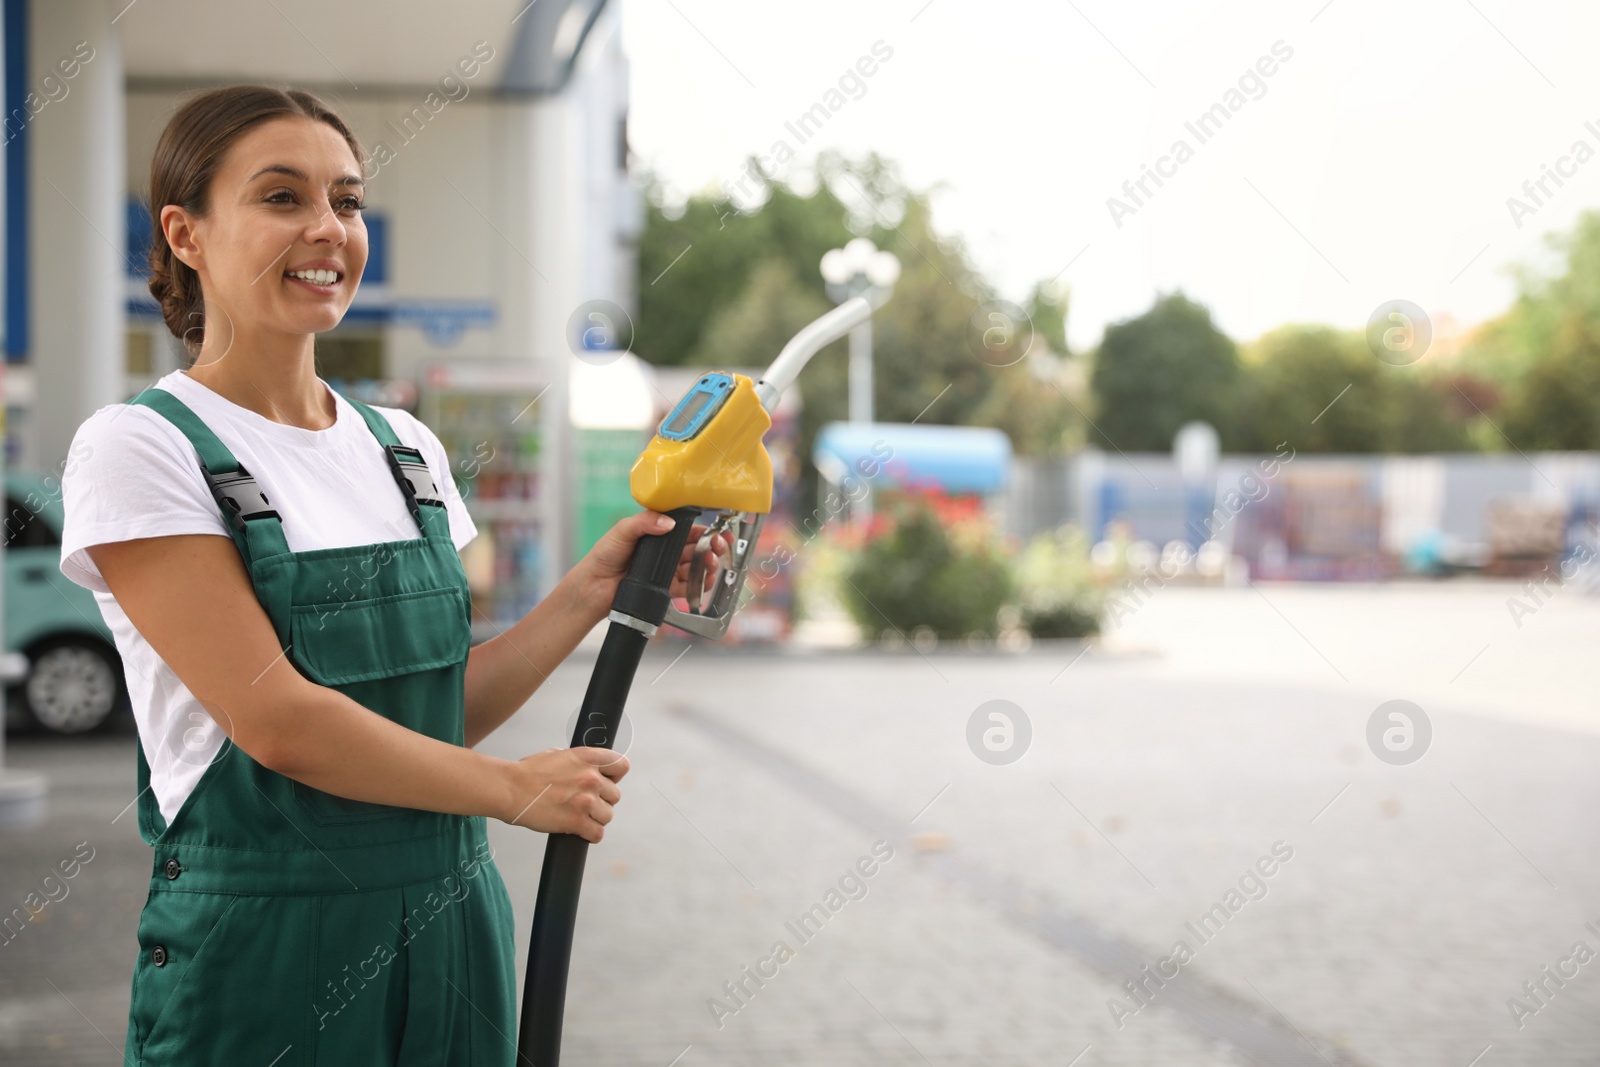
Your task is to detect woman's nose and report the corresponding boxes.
[304,203,347,244]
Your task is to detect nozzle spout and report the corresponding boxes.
[754,296,874,411]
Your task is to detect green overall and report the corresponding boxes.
[121,388,518,1066]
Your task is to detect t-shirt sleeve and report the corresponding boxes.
[58,404,231,594]
[379,407,478,552]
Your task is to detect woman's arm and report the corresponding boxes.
[460,511,728,747]
[88,534,625,842]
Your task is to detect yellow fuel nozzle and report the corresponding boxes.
[624,300,874,641]
[630,372,773,515]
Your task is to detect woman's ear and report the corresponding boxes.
[160,204,203,272]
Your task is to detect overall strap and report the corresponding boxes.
[127,389,292,565]
[342,395,453,543]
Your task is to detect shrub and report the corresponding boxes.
[1014,525,1103,638]
[840,489,1015,640]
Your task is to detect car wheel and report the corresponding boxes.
[22,639,124,734]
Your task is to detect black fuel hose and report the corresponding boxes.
[517,506,700,1066]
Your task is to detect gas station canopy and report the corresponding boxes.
[118,0,605,93]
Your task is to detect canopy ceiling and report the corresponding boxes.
[115,0,607,94]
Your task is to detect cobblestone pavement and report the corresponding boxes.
[3,582,1598,1065]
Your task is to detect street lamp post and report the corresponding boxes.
[820,238,900,424]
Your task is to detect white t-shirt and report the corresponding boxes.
[58,369,477,828]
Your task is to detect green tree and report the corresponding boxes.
[994,279,1087,454]
[1233,325,1468,453]
[1463,211,1600,448]
[968,361,1084,455]
[786,189,997,498]
[635,163,853,368]
[1480,212,1600,383]
[1024,278,1069,356]
[635,152,1084,502]
[1389,372,1476,452]
[1089,292,1240,451]
[690,258,833,372]
[1500,312,1600,448]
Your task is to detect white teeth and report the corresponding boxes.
[288,269,339,285]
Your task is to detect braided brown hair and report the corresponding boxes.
[146,85,364,349]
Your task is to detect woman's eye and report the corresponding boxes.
[265,189,295,204]
[336,196,365,213]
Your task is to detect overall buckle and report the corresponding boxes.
[202,464,281,533]
[384,444,444,519]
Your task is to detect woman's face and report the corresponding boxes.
[166,115,367,341]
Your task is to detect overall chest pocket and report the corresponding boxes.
[288,586,471,825]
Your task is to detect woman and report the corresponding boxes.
[57,85,722,1065]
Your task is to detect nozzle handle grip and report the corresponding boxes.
[609,506,700,627]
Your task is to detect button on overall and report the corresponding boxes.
[121,389,517,1066]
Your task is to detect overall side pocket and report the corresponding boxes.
[129,890,238,1060]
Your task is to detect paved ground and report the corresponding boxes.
[3,581,1599,1065]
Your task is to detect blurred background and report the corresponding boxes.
[5,1,1600,1064]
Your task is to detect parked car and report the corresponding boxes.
[4,472,127,734]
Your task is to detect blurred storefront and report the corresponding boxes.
[4,0,643,612]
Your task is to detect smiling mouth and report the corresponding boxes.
[285,268,342,286]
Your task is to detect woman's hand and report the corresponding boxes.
[567,511,732,625]
[504,747,630,843]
